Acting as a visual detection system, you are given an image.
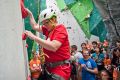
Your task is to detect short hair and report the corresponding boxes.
[116,40,120,43]
[92,41,98,45]
[95,47,103,53]
[100,70,110,77]
[113,48,120,52]
[71,45,77,50]
[81,43,86,47]
[82,49,90,55]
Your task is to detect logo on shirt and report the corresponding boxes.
[86,61,92,69]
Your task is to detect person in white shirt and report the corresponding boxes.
[70,45,83,80]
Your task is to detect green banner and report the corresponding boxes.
[70,1,93,22]
[70,1,93,38]
[89,4,107,41]
[80,20,91,39]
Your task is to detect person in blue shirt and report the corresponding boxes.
[91,47,104,71]
[78,49,98,80]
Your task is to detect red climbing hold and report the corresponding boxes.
[20,0,28,18]
[22,33,27,40]
[25,44,28,48]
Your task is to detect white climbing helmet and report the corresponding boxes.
[39,8,57,23]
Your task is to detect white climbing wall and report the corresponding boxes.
[0,0,27,80]
[46,0,99,50]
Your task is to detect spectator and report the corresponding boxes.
[92,47,104,71]
[71,45,83,63]
[100,70,110,80]
[112,48,120,80]
[103,54,111,70]
[91,41,98,54]
[81,43,87,51]
[70,45,83,80]
[29,51,41,80]
[78,49,98,80]
[116,40,120,49]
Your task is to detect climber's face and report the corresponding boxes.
[42,17,56,32]
[42,19,52,31]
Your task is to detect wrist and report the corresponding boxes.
[33,36,37,41]
[29,14,33,18]
[87,68,90,71]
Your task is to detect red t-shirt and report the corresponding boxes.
[42,24,70,62]
[42,24,71,80]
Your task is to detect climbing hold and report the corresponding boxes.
[25,44,28,48]
[22,33,27,40]
[20,0,28,18]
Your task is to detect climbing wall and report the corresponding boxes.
[24,0,104,54]
[0,0,27,80]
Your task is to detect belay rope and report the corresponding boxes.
[39,46,49,64]
[37,0,49,64]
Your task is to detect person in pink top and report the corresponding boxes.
[25,8,71,80]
